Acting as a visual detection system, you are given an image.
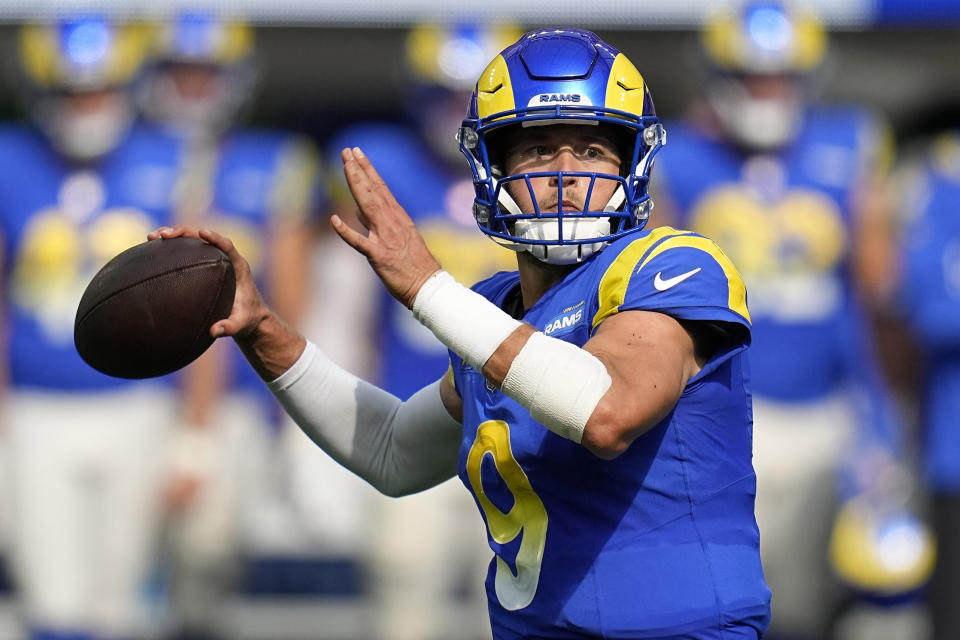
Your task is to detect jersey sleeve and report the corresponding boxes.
[591,228,751,333]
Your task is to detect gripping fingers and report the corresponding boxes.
[198,228,237,260]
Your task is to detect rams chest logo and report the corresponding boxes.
[543,301,585,336]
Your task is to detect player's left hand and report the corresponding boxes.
[334,147,441,308]
[148,224,269,340]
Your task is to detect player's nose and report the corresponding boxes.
[548,151,581,187]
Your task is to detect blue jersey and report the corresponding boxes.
[179,129,320,398]
[654,106,898,449]
[900,132,960,491]
[450,228,770,638]
[0,122,183,390]
[326,123,516,399]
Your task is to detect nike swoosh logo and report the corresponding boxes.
[654,268,702,291]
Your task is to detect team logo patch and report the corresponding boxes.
[528,93,592,107]
[544,301,585,335]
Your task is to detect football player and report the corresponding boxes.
[153,28,771,638]
[138,11,322,639]
[650,2,912,638]
[0,16,185,640]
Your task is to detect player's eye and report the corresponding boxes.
[534,145,551,157]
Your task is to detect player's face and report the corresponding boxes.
[738,73,800,101]
[59,88,125,115]
[502,124,623,214]
[165,62,223,100]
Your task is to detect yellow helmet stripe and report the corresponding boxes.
[19,21,152,89]
[476,54,515,122]
[19,24,57,88]
[604,53,646,115]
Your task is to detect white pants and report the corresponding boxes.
[166,392,276,636]
[752,394,854,638]
[3,386,175,638]
[369,478,492,640]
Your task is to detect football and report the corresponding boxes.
[74,237,236,379]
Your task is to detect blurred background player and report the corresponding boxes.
[650,2,932,638]
[0,16,185,640]
[894,132,960,640]
[321,22,520,640]
[137,11,325,639]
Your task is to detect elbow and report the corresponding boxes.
[579,406,639,460]
[580,404,663,460]
[581,429,631,459]
[369,472,417,498]
[374,482,410,499]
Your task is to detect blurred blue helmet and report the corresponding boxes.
[140,10,256,137]
[699,1,827,150]
[404,21,521,164]
[459,28,665,264]
[829,495,936,605]
[18,15,152,160]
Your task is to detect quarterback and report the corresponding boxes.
[153,29,771,638]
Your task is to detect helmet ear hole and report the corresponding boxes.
[483,126,513,175]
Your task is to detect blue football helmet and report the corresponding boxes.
[459,28,665,264]
[18,16,153,161]
[829,495,936,606]
[140,10,256,138]
[699,1,827,150]
[405,22,521,164]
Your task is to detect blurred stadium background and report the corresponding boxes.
[0,1,958,145]
[0,2,957,639]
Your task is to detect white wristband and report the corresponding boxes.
[412,270,522,371]
[501,331,612,443]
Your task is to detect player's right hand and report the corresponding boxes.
[334,147,442,309]
[148,225,270,340]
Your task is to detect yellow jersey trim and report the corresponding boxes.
[592,227,686,330]
[592,228,751,330]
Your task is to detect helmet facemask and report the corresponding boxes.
[17,17,151,162]
[698,1,828,151]
[38,89,135,162]
[706,72,805,151]
[140,61,251,140]
[460,109,664,265]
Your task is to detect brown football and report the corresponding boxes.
[74,237,236,379]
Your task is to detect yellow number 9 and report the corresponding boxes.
[466,419,548,611]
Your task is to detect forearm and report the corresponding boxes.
[268,341,461,496]
[235,310,308,381]
[413,270,612,448]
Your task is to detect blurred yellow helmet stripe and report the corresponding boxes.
[701,5,826,73]
[19,20,153,90]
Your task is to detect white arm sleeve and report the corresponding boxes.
[267,341,462,497]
